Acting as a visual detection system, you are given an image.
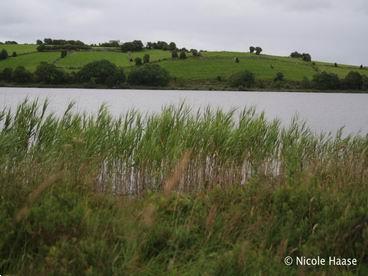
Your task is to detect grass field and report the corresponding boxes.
[0,44,38,55]
[0,52,60,72]
[0,45,367,82]
[0,101,367,274]
[56,49,172,71]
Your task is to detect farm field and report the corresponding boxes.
[0,44,367,82]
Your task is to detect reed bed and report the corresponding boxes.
[1,99,367,196]
[1,99,367,274]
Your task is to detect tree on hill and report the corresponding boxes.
[360,65,364,69]
[168,42,177,51]
[312,71,340,90]
[342,71,363,90]
[290,51,303,58]
[12,52,17,57]
[35,62,67,84]
[179,51,187,59]
[12,66,33,83]
[234,57,240,63]
[5,41,17,44]
[190,49,199,57]
[249,46,255,53]
[61,50,67,58]
[134,57,143,66]
[302,53,312,62]
[143,54,150,64]
[0,68,13,82]
[121,40,144,52]
[334,63,338,67]
[171,50,178,59]
[228,71,255,88]
[36,39,43,45]
[128,64,170,86]
[274,72,284,82]
[78,60,121,85]
[255,47,262,55]
[0,49,9,60]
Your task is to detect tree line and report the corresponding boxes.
[0,60,170,88]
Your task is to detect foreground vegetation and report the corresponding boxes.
[0,100,367,274]
[1,40,368,91]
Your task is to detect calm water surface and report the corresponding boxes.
[1,87,367,135]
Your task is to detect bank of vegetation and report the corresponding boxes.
[0,101,367,274]
[0,39,368,91]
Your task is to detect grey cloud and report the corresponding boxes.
[0,0,367,65]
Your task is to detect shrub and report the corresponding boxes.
[179,51,187,60]
[12,66,33,83]
[135,57,143,66]
[228,71,255,87]
[0,49,9,60]
[171,51,178,59]
[12,52,17,57]
[342,71,363,90]
[302,53,312,62]
[143,54,150,64]
[121,40,144,52]
[35,62,67,84]
[290,51,303,58]
[61,51,67,58]
[234,57,240,63]
[0,68,13,82]
[312,71,340,90]
[78,60,120,85]
[128,64,170,86]
[190,49,199,57]
[274,72,284,82]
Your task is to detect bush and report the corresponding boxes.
[0,68,13,82]
[234,57,240,63]
[78,60,121,85]
[12,66,33,83]
[143,54,150,64]
[135,57,143,66]
[302,53,312,62]
[0,49,9,60]
[274,72,284,82]
[61,51,67,58]
[128,64,170,87]
[228,71,255,88]
[12,52,17,57]
[35,62,67,84]
[290,51,303,58]
[312,71,340,90]
[179,51,187,60]
[342,71,363,90]
[121,40,144,52]
[171,50,178,59]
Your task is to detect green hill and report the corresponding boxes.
[0,44,367,86]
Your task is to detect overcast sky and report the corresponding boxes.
[0,0,367,65]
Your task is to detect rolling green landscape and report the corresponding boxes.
[1,43,367,89]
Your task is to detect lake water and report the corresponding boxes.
[0,87,367,135]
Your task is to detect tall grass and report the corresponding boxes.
[0,99,367,274]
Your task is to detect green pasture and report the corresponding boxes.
[55,49,172,71]
[0,52,60,72]
[0,44,38,55]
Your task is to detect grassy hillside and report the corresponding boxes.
[0,101,367,274]
[0,44,37,55]
[0,44,367,83]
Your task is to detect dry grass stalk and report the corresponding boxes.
[15,171,64,223]
[163,150,192,196]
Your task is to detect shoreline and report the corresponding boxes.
[1,83,367,94]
